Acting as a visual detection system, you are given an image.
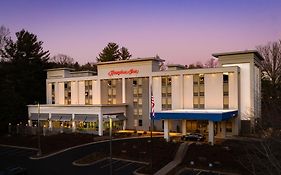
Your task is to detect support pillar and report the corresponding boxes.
[122,120,126,130]
[164,120,170,142]
[48,113,52,131]
[221,121,226,138]
[182,120,186,135]
[28,120,32,127]
[98,113,103,136]
[72,114,76,132]
[208,120,214,145]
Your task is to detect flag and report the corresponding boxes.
[151,85,155,119]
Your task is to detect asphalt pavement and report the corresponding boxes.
[0,139,146,175]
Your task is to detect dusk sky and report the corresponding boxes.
[1,0,280,65]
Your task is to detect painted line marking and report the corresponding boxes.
[114,162,133,171]
[0,144,37,150]
[100,160,119,169]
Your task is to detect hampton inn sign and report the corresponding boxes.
[108,69,139,76]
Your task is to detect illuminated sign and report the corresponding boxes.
[108,69,139,76]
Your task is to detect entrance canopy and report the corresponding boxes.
[103,113,126,122]
[153,109,238,122]
[30,113,49,120]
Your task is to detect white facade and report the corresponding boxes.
[28,51,263,142]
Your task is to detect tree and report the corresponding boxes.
[186,61,203,69]
[204,58,218,68]
[97,42,120,62]
[0,25,10,51]
[0,29,49,125]
[96,42,132,62]
[257,40,281,86]
[257,40,281,129]
[119,47,132,60]
[49,54,74,66]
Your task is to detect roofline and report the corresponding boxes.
[46,67,75,71]
[70,71,96,74]
[212,50,264,61]
[96,57,165,65]
[167,64,187,69]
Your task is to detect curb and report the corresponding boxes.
[72,157,148,167]
[30,135,162,160]
[73,157,108,167]
[0,144,38,151]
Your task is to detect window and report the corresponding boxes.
[51,83,55,104]
[138,120,143,127]
[193,74,204,109]
[64,82,71,104]
[133,78,143,118]
[107,79,117,104]
[162,76,172,110]
[223,73,229,109]
[85,80,92,105]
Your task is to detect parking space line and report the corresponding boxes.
[114,162,133,171]
[100,160,119,168]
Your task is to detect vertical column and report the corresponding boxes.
[164,120,170,141]
[28,112,31,126]
[122,78,126,103]
[180,74,184,109]
[72,113,76,132]
[76,81,79,104]
[208,120,214,145]
[182,120,186,135]
[55,82,59,104]
[48,113,52,131]
[221,121,226,138]
[122,111,127,130]
[98,113,103,136]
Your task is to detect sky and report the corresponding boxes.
[0,0,280,65]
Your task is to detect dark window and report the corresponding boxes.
[133,80,137,86]
[138,120,142,126]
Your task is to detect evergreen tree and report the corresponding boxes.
[0,29,49,124]
[96,42,120,62]
[119,47,132,60]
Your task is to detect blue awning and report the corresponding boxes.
[153,109,238,122]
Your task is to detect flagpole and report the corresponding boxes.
[150,84,155,172]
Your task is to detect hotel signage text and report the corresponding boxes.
[108,69,139,76]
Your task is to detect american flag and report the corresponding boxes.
[151,87,155,119]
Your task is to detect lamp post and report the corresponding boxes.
[109,116,113,175]
[37,102,42,156]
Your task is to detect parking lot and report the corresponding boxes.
[178,168,237,175]
[0,145,36,158]
[0,140,146,175]
[87,158,144,175]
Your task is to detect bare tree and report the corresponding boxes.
[0,25,10,51]
[49,54,75,66]
[257,40,281,85]
[204,58,218,68]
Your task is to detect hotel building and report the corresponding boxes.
[27,50,263,144]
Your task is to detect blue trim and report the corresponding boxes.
[153,110,238,121]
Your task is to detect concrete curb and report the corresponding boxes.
[154,142,191,175]
[0,144,38,151]
[73,157,108,167]
[30,135,162,160]
[73,157,148,167]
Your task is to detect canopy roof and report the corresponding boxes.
[153,109,238,121]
